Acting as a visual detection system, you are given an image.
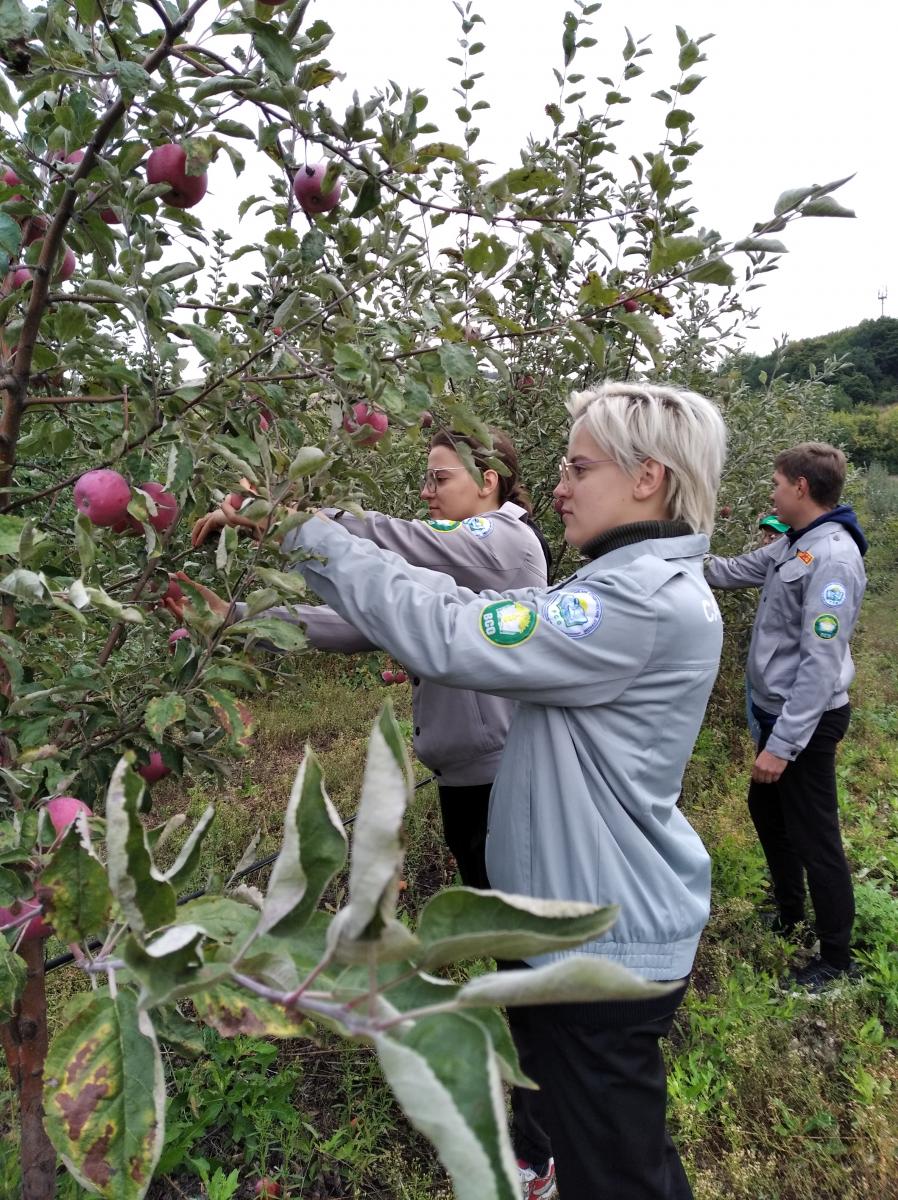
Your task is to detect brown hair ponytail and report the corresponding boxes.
[429,427,534,515]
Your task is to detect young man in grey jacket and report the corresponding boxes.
[290,383,727,1200]
[705,442,867,991]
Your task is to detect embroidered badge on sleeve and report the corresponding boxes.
[813,613,840,640]
[541,589,603,638]
[796,550,814,565]
[821,581,847,607]
[462,516,494,539]
[479,600,538,647]
[423,519,461,533]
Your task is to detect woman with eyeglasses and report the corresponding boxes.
[278,382,726,1200]
[184,427,549,890]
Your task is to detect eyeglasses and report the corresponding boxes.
[557,456,616,484]
[420,467,468,493]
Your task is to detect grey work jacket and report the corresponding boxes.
[705,521,866,760]
[293,517,722,981]
[274,502,547,786]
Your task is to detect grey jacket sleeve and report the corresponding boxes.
[232,601,376,653]
[294,516,659,708]
[311,507,536,586]
[704,543,776,589]
[765,557,865,759]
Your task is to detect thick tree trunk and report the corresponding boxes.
[0,939,55,1200]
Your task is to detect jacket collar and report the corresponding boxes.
[580,520,693,561]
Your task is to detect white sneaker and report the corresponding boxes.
[517,1156,558,1199]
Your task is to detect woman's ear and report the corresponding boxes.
[480,467,500,499]
[632,458,666,501]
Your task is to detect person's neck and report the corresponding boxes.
[789,503,831,533]
[468,494,502,517]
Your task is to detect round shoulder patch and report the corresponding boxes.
[479,599,538,647]
[423,518,461,533]
[462,516,494,539]
[541,589,603,639]
[813,613,840,640]
[821,581,847,608]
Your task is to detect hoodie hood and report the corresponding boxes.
[788,504,868,557]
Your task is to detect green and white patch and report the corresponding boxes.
[424,519,462,533]
[479,600,538,647]
[813,613,840,640]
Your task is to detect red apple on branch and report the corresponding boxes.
[137,481,178,532]
[73,469,132,527]
[168,628,190,653]
[0,898,51,942]
[293,162,342,214]
[343,402,388,446]
[146,143,208,209]
[44,795,92,835]
[138,751,171,784]
[622,298,639,313]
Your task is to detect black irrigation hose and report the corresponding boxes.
[42,774,436,974]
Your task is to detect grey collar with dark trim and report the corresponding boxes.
[581,520,694,562]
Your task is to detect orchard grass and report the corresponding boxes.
[3,610,898,1197]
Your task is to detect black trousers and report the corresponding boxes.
[506,976,693,1200]
[437,783,492,890]
[749,704,854,967]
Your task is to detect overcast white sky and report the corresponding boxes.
[201,0,896,354]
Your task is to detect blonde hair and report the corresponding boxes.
[567,382,726,534]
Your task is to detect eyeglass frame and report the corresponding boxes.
[557,456,617,484]
[420,466,470,493]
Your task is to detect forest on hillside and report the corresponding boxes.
[735,317,898,471]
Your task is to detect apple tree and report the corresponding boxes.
[0,0,854,1194]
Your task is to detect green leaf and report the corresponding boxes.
[0,568,45,602]
[350,175,381,219]
[191,979,313,1038]
[84,586,144,624]
[457,957,672,1008]
[332,705,412,948]
[300,227,326,265]
[801,196,855,218]
[437,342,479,380]
[0,212,21,274]
[37,831,112,944]
[375,1013,519,1200]
[149,261,200,287]
[417,889,618,969]
[502,167,560,194]
[732,237,788,254]
[122,924,207,1009]
[252,566,307,599]
[226,617,308,651]
[687,257,735,286]
[664,108,693,131]
[0,939,26,1022]
[287,446,328,478]
[185,324,220,362]
[251,23,297,81]
[417,142,467,164]
[144,693,186,743]
[615,309,663,366]
[0,0,35,42]
[44,989,165,1199]
[157,805,214,890]
[105,757,177,937]
[578,273,619,307]
[649,234,707,274]
[255,747,347,940]
[773,185,819,216]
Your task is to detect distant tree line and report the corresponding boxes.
[732,317,898,472]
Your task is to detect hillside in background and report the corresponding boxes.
[734,317,898,472]
[737,317,898,409]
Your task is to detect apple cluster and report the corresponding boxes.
[72,470,178,533]
[381,668,408,685]
[342,401,389,446]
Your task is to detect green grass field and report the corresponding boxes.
[4,587,898,1199]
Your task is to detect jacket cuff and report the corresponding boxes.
[764,732,802,760]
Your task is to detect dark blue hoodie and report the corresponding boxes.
[787,504,868,558]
